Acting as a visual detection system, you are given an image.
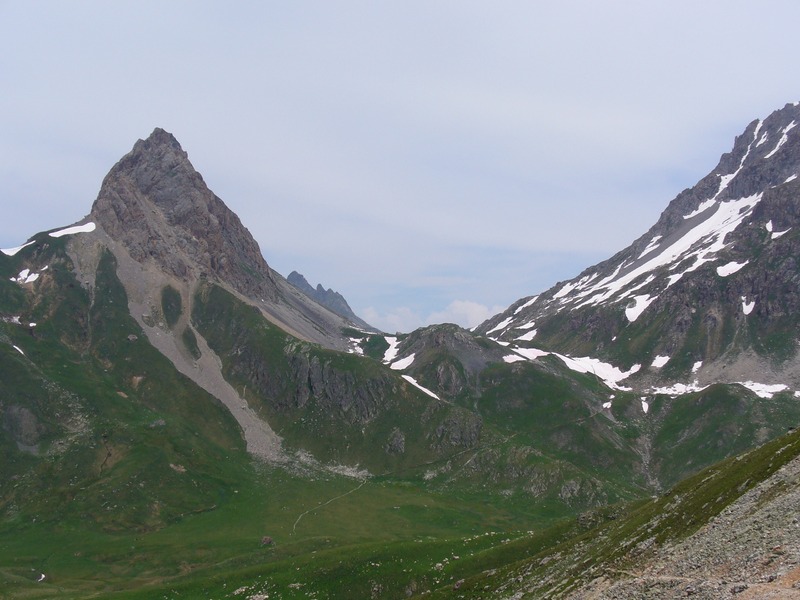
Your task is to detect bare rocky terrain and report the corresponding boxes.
[569,453,800,599]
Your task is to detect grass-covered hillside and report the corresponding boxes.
[3,234,800,599]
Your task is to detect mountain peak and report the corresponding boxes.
[287,270,376,331]
[90,128,278,300]
[478,100,800,391]
[144,126,181,146]
[118,127,190,177]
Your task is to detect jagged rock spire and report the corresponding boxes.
[91,128,277,300]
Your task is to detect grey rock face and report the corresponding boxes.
[429,410,482,450]
[87,128,357,351]
[90,128,278,302]
[287,350,394,424]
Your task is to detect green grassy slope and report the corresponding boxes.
[4,237,800,599]
[0,242,557,599]
[429,425,800,598]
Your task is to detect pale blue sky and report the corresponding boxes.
[1,1,798,331]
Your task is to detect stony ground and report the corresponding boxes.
[570,452,800,599]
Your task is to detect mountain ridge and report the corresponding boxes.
[4,105,800,598]
[287,270,375,331]
[476,101,800,396]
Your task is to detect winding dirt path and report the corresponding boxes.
[291,479,369,534]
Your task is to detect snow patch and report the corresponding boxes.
[692,361,703,373]
[512,347,549,361]
[514,296,538,314]
[504,345,641,391]
[383,337,400,363]
[553,353,640,390]
[683,199,717,220]
[741,297,755,315]
[785,174,798,183]
[651,355,670,368]
[553,282,578,300]
[772,228,791,240]
[49,222,96,238]
[401,375,440,400]
[766,220,774,232]
[652,381,708,396]
[1,240,35,256]
[625,294,656,322]
[638,235,663,258]
[641,398,649,414]
[666,273,684,288]
[617,274,656,300]
[602,401,612,409]
[517,321,536,330]
[10,269,40,284]
[390,353,415,370]
[348,339,364,355]
[12,345,24,355]
[738,381,788,399]
[764,120,797,159]
[716,261,748,277]
[487,316,513,335]
[503,354,526,364]
[515,329,537,342]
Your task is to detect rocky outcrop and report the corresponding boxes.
[2,404,45,451]
[286,350,396,424]
[428,410,482,450]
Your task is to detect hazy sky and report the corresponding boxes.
[2,2,798,332]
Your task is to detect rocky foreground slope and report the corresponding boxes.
[572,452,800,599]
[437,428,800,599]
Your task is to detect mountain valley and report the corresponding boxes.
[3,103,800,598]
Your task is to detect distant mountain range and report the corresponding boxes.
[3,103,800,598]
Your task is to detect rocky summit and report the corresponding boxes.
[91,128,279,302]
[3,104,800,599]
